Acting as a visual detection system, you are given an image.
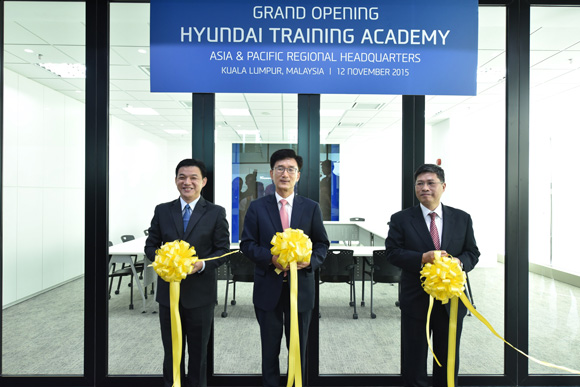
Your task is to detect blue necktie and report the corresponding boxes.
[183,204,191,231]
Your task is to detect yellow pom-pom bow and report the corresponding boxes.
[270,228,312,274]
[151,240,198,283]
[420,252,466,304]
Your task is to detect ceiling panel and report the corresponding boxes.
[3,4,580,143]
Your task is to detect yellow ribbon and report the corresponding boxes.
[150,240,237,387]
[270,228,313,387]
[420,252,580,387]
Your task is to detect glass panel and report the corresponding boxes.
[2,1,85,375]
[319,94,403,374]
[425,7,506,376]
[529,6,580,375]
[214,93,298,375]
[320,145,339,221]
[108,3,191,375]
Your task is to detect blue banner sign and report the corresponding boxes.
[151,0,478,95]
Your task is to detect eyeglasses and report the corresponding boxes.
[415,181,443,188]
[273,166,298,175]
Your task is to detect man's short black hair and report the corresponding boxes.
[270,149,303,170]
[175,158,207,178]
[414,163,445,183]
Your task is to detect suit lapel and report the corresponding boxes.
[440,204,454,250]
[266,194,283,231]
[290,195,304,229]
[184,197,207,239]
[171,199,184,238]
[410,205,436,250]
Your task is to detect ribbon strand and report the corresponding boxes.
[150,240,238,387]
[421,252,580,387]
[270,228,313,387]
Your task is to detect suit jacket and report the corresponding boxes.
[385,204,480,320]
[145,196,230,309]
[240,194,329,312]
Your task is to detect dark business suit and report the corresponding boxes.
[385,204,479,387]
[240,194,329,387]
[145,196,230,387]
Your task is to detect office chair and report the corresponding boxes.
[349,217,365,222]
[319,249,358,319]
[221,250,254,317]
[109,235,146,309]
[143,229,149,236]
[367,249,401,319]
[108,240,141,309]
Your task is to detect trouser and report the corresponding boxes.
[401,302,464,387]
[159,303,214,387]
[254,281,313,387]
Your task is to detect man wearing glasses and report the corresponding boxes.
[385,163,480,387]
[241,148,329,387]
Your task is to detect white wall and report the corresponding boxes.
[426,102,506,267]
[2,68,191,306]
[3,69,84,306]
[339,128,403,237]
[108,118,190,243]
[530,87,580,272]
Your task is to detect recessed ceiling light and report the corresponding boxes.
[36,63,86,78]
[320,109,344,117]
[24,49,34,53]
[220,108,250,116]
[123,106,159,116]
[164,129,188,135]
[138,49,147,54]
[36,63,84,78]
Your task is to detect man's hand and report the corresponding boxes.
[421,250,448,265]
[296,261,311,270]
[271,255,289,271]
[188,261,203,275]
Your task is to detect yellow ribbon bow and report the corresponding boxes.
[420,251,580,387]
[151,240,237,387]
[270,228,313,387]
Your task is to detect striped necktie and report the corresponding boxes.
[429,212,440,250]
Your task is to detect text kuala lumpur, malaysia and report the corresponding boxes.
[213,51,418,77]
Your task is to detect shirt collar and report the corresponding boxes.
[420,203,443,219]
[275,191,295,207]
[180,196,201,212]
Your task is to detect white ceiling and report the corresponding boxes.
[3,4,580,143]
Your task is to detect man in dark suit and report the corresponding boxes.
[145,158,230,387]
[385,163,479,387]
[241,149,329,387]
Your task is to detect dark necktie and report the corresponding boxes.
[183,204,191,231]
[429,212,440,250]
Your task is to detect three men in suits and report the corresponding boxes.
[385,164,480,387]
[241,149,329,387]
[145,158,230,387]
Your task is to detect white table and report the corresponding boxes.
[108,237,383,313]
[109,237,156,312]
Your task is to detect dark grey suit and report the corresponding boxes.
[145,196,229,387]
[385,204,479,387]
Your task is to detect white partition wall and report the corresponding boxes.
[2,68,85,306]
